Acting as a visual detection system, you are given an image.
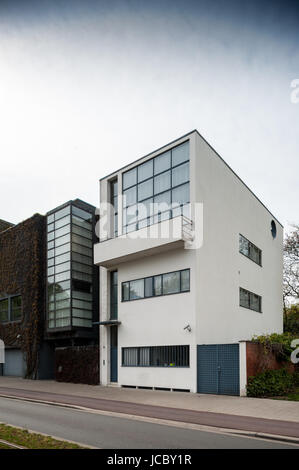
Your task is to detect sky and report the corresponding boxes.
[0,0,298,231]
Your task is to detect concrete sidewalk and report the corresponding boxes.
[0,376,298,423]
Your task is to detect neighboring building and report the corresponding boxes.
[0,199,99,383]
[0,214,46,378]
[94,130,283,395]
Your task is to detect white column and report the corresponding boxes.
[99,266,109,385]
[239,341,247,396]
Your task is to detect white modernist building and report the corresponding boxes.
[94,130,283,395]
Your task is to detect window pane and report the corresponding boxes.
[55,271,70,283]
[181,270,190,292]
[55,262,70,274]
[72,224,92,239]
[72,234,92,248]
[154,191,171,215]
[250,244,261,265]
[54,206,70,220]
[239,235,249,257]
[47,214,54,224]
[0,299,9,322]
[240,288,250,308]
[72,271,92,282]
[123,205,137,226]
[55,224,71,239]
[172,183,189,206]
[55,290,71,301]
[163,272,180,294]
[55,215,70,229]
[138,160,153,182]
[56,317,71,327]
[123,186,137,207]
[139,347,150,366]
[138,179,153,201]
[72,206,92,222]
[137,198,153,221]
[129,279,144,300]
[145,277,153,297]
[172,162,189,187]
[72,262,93,274]
[154,170,171,194]
[72,318,92,327]
[47,231,54,241]
[47,223,54,232]
[72,308,92,318]
[56,298,71,309]
[55,252,71,265]
[73,290,92,301]
[251,293,261,312]
[122,282,130,301]
[154,275,162,296]
[72,243,92,257]
[154,151,171,175]
[172,141,189,166]
[55,242,71,256]
[123,168,137,189]
[72,215,92,231]
[55,234,71,247]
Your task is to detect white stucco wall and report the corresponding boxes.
[194,132,283,345]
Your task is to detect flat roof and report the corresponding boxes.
[99,129,283,228]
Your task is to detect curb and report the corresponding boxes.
[1,393,299,446]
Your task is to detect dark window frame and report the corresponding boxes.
[122,345,190,367]
[239,287,262,313]
[0,294,22,323]
[122,141,190,233]
[121,269,190,302]
[239,234,262,266]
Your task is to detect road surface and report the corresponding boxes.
[0,397,296,449]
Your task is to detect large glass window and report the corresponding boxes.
[240,287,262,313]
[110,271,118,320]
[122,345,189,367]
[47,203,94,329]
[122,141,190,233]
[122,269,190,301]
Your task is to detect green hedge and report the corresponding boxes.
[247,369,299,397]
[251,332,297,362]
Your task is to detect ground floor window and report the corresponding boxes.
[122,345,189,367]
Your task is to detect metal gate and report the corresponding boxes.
[197,344,240,396]
[3,349,25,377]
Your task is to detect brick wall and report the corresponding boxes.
[246,341,295,379]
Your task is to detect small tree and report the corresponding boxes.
[283,224,299,308]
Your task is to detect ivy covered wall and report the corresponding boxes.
[0,214,46,379]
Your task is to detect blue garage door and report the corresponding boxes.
[197,344,240,396]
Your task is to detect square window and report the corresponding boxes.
[129,279,144,300]
[154,170,171,194]
[123,168,137,189]
[172,162,189,187]
[123,186,137,207]
[138,179,153,201]
[162,272,180,294]
[122,282,130,301]
[172,141,189,166]
[138,160,153,182]
[154,151,171,175]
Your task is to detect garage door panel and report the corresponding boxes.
[197,344,240,396]
[3,349,25,377]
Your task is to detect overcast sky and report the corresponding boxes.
[0,0,298,231]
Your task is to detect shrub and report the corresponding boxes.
[284,304,299,334]
[247,369,298,397]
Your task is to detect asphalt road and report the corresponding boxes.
[0,397,296,449]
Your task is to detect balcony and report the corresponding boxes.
[94,215,194,268]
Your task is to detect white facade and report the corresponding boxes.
[94,130,283,394]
